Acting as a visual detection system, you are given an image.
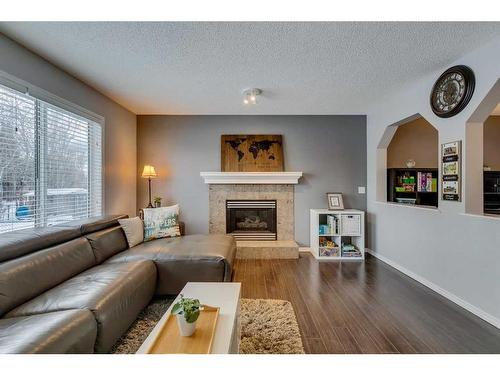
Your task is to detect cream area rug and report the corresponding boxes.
[111,298,304,354]
[239,298,304,354]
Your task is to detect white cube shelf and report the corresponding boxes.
[310,209,365,261]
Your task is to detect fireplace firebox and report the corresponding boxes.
[226,200,277,240]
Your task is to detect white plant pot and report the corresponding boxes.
[176,315,197,336]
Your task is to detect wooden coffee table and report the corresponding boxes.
[136,282,241,354]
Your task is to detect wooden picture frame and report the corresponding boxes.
[221,135,284,172]
[327,192,344,210]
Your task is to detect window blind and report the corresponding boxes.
[0,83,102,234]
[0,85,36,233]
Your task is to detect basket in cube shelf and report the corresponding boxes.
[319,247,340,257]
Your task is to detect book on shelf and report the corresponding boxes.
[417,172,436,192]
[327,215,339,234]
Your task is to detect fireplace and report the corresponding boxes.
[226,200,277,240]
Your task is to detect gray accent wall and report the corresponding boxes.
[137,115,366,246]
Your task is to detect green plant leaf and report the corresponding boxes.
[171,302,183,315]
[170,295,200,322]
[185,309,200,323]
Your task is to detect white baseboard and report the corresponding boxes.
[298,247,312,253]
[365,249,500,330]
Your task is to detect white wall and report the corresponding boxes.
[366,37,500,328]
[0,34,137,217]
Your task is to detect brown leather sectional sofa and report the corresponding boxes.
[0,215,236,354]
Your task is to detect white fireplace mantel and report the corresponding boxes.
[200,171,303,184]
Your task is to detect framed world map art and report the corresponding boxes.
[221,135,284,172]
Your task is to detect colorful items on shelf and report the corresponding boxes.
[396,173,416,192]
[319,237,337,248]
[319,214,339,235]
[319,232,340,257]
[417,172,437,192]
[319,225,329,235]
[327,215,339,234]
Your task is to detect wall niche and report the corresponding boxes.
[465,79,500,216]
[377,114,439,208]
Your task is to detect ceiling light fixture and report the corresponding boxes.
[243,88,262,105]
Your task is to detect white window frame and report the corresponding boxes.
[0,70,105,227]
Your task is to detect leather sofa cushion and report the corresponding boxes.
[85,226,129,264]
[0,309,97,354]
[0,215,127,263]
[0,237,96,316]
[7,261,157,353]
[55,214,128,235]
[0,226,81,263]
[107,234,236,295]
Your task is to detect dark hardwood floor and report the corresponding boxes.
[232,253,500,354]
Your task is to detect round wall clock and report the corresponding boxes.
[430,65,475,118]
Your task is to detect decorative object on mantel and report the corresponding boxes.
[441,140,462,201]
[327,192,344,210]
[221,134,284,172]
[200,171,302,184]
[141,165,157,208]
[153,196,162,208]
[405,158,416,168]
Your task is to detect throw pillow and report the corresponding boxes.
[118,217,144,248]
[143,205,181,241]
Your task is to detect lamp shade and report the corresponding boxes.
[141,165,157,178]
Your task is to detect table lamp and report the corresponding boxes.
[141,165,157,208]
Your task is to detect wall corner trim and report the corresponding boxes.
[365,249,500,330]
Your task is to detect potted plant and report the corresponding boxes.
[153,196,162,208]
[171,295,201,336]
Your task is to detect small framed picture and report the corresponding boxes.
[327,192,344,210]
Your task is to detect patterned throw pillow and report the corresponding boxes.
[143,205,181,241]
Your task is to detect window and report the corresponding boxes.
[0,83,102,234]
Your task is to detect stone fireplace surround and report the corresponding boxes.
[208,184,294,240]
[201,172,303,259]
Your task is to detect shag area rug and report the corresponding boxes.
[111,298,304,354]
[239,298,304,354]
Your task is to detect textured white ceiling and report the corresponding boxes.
[0,22,499,115]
